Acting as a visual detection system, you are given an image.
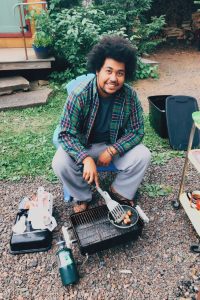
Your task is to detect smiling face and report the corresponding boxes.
[96,58,125,98]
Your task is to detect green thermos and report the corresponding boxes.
[56,239,79,286]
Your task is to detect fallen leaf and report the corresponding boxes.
[119,269,132,274]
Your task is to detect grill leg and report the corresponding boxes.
[96,252,106,267]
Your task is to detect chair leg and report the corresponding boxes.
[63,186,71,202]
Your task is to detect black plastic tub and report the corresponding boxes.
[148,95,172,138]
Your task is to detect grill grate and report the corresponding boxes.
[70,205,143,255]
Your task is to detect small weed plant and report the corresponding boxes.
[141,183,173,198]
[136,60,159,80]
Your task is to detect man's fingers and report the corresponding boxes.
[83,171,90,181]
[83,170,94,184]
[87,173,94,184]
[88,178,94,184]
[95,175,99,187]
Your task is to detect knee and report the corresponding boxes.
[52,150,65,177]
[142,146,151,165]
[137,145,151,167]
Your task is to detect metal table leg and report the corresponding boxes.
[172,123,196,209]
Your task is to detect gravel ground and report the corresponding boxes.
[0,158,200,300]
[1,47,200,299]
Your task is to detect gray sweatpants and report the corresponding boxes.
[52,143,151,202]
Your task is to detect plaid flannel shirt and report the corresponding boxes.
[59,77,144,164]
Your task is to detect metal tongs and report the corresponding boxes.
[96,186,126,223]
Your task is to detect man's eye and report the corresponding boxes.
[106,70,112,74]
[118,72,124,77]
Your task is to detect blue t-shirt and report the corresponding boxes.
[89,96,114,143]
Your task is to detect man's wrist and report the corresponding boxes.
[106,148,113,157]
[107,146,117,157]
[82,156,93,164]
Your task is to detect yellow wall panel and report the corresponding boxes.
[0,38,32,48]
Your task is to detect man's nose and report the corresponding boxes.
[110,73,117,81]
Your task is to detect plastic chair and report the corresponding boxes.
[53,74,118,201]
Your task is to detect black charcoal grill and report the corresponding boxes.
[69,205,144,255]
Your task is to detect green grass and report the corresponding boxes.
[0,91,184,182]
[0,90,66,182]
[143,115,184,164]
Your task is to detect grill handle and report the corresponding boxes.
[135,205,149,223]
[65,226,78,244]
[62,226,78,247]
[71,239,78,244]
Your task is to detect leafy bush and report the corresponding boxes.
[136,59,159,79]
[93,0,165,55]
[50,6,126,78]
[49,69,74,88]
[130,16,166,55]
[47,0,82,11]
[49,0,165,83]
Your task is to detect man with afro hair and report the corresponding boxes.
[52,35,151,212]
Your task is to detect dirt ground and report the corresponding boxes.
[134,47,200,113]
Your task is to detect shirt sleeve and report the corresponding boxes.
[112,90,144,154]
[58,92,88,164]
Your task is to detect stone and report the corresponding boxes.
[139,57,160,65]
[0,76,29,95]
[38,80,49,86]
[0,87,52,110]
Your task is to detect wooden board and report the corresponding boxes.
[180,193,200,236]
[0,61,52,70]
[188,149,200,173]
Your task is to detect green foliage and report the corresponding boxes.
[33,31,53,47]
[141,183,173,198]
[47,0,82,11]
[131,16,166,55]
[143,115,170,152]
[49,69,74,87]
[26,9,53,47]
[50,7,99,76]
[143,115,185,159]
[93,0,166,54]
[152,151,184,166]
[136,59,159,79]
[48,0,165,84]
[50,6,127,79]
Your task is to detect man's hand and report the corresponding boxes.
[97,149,112,166]
[82,156,99,187]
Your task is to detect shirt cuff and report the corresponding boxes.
[76,150,89,165]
